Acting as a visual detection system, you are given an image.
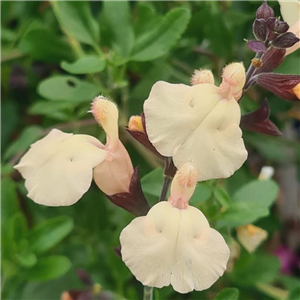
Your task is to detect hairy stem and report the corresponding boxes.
[244,52,264,90]
[143,286,154,300]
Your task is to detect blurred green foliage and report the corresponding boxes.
[1,1,300,300]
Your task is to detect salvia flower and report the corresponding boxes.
[120,164,230,293]
[237,224,268,253]
[14,97,134,206]
[144,63,248,182]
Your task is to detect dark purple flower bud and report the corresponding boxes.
[253,47,286,75]
[247,40,267,53]
[256,73,300,101]
[272,32,300,49]
[76,269,93,286]
[266,17,276,31]
[274,21,289,34]
[240,99,281,136]
[106,167,150,216]
[253,19,268,41]
[256,0,274,21]
[266,17,289,34]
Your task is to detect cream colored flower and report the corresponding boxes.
[14,129,108,206]
[279,0,300,55]
[120,164,230,293]
[15,97,134,206]
[144,63,247,181]
[237,224,268,253]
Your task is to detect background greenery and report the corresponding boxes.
[1,1,300,300]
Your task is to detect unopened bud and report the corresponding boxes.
[90,96,119,143]
[259,166,275,180]
[275,21,289,34]
[237,224,268,253]
[128,116,144,132]
[272,32,300,49]
[256,73,300,101]
[256,0,274,21]
[190,69,214,85]
[253,19,268,41]
[168,163,198,209]
[220,62,246,100]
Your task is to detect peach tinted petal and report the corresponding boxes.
[93,139,134,195]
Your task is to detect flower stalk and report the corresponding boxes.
[143,286,154,300]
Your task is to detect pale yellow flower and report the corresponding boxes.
[120,164,230,293]
[144,63,247,181]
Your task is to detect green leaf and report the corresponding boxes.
[231,252,280,286]
[38,76,100,103]
[213,187,231,208]
[288,287,300,300]
[61,56,106,74]
[131,8,191,61]
[25,256,71,281]
[19,29,73,63]
[51,1,99,46]
[189,183,212,205]
[4,126,43,161]
[214,288,239,300]
[28,216,74,254]
[14,239,37,268]
[29,101,73,121]
[102,0,134,57]
[217,180,278,227]
[1,178,20,226]
[141,168,164,198]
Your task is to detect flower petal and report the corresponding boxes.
[279,0,300,28]
[93,139,134,195]
[174,99,247,181]
[144,81,247,180]
[120,202,230,293]
[15,129,108,206]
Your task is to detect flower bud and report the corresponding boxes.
[219,62,246,100]
[237,224,268,253]
[266,17,289,34]
[275,21,289,34]
[90,96,119,146]
[128,115,144,132]
[259,166,275,180]
[253,19,268,41]
[272,32,300,49]
[256,0,274,21]
[247,40,267,53]
[168,163,198,209]
[256,73,300,101]
[190,69,215,85]
[240,98,281,136]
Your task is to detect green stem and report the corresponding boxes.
[143,286,154,300]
